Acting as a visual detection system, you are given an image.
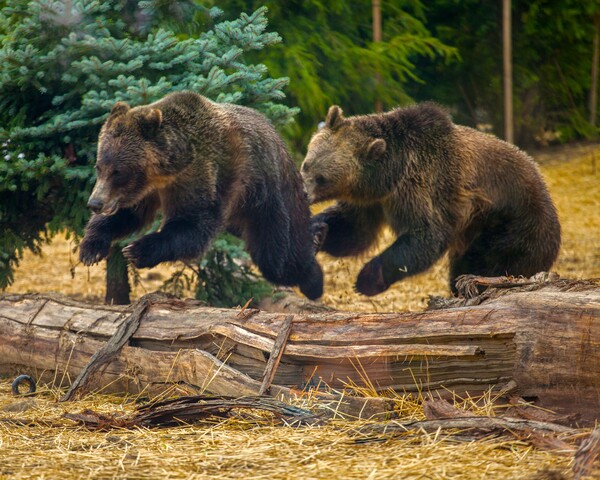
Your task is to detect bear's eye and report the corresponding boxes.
[112,169,121,177]
[315,174,327,186]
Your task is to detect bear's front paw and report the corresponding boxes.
[356,257,388,296]
[79,236,112,266]
[122,239,160,269]
[311,221,329,253]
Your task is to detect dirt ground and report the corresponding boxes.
[6,143,600,312]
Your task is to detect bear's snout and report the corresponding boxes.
[87,197,104,214]
[302,178,316,204]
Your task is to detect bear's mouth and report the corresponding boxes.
[305,187,324,205]
[100,199,120,216]
[302,181,318,205]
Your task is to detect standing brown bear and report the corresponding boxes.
[79,91,323,300]
[301,103,561,296]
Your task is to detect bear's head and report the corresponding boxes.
[301,105,387,204]
[88,101,164,216]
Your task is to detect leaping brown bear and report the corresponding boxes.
[301,103,561,296]
[79,91,323,300]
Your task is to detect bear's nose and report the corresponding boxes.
[87,198,104,214]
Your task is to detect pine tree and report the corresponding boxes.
[211,0,457,153]
[0,1,296,304]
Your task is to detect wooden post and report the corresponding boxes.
[502,0,514,143]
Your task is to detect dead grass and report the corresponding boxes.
[2,144,599,479]
[0,381,578,480]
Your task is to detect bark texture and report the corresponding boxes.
[1,277,598,422]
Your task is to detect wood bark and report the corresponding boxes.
[0,278,599,423]
[105,246,131,306]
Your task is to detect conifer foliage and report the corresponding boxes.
[0,1,296,293]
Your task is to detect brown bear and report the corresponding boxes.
[79,91,323,300]
[301,103,561,296]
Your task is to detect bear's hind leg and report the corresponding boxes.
[449,210,560,295]
[296,258,324,300]
[244,202,323,300]
[244,209,290,284]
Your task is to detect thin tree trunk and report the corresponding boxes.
[105,245,130,305]
[373,0,383,113]
[502,0,514,143]
[589,15,600,126]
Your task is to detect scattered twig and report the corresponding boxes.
[60,294,161,401]
[63,394,320,430]
[507,396,579,425]
[524,431,575,454]
[259,315,294,395]
[355,416,577,448]
[422,398,477,420]
[236,297,259,320]
[62,409,130,430]
[398,397,577,453]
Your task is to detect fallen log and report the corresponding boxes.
[0,276,599,423]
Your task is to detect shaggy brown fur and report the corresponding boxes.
[80,91,323,300]
[301,103,561,296]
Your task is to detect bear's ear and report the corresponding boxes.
[109,102,130,118]
[325,105,348,130]
[137,108,163,137]
[366,138,386,161]
[105,102,130,128]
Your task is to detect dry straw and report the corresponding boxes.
[0,380,584,479]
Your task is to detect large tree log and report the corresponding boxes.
[0,277,599,422]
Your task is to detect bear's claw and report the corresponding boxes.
[121,244,139,266]
[79,238,111,266]
[122,241,159,269]
[311,221,329,253]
